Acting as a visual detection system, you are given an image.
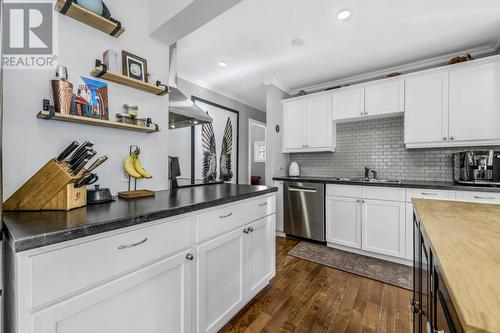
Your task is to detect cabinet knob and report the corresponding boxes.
[243,228,249,234]
[248,227,254,232]
[185,253,194,261]
[360,112,364,116]
[442,137,448,141]
[449,136,455,141]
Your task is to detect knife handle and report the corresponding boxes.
[72,158,90,175]
[85,155,108,173]
[55,141,80,162]
[70,151,93,173]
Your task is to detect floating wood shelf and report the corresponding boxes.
[55,0,125,37]
[90,65,169,96]
[37,111,158,133]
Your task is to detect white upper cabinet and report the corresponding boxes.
[332,87,365,121]
[282,94,335,153]
[364,79,405,116]
[448,61,500,145]
[282,99,306,151]
[305,94,333,149]
[404,72,449,146]
[405,55,500,148]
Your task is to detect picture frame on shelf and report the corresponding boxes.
[122,51,148,82]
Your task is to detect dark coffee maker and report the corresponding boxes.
[453,150,500,185]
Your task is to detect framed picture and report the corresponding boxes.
[122,51,148,82]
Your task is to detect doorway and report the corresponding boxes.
[248,119,266,185]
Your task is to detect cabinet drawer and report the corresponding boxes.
[30,216,192,309]
[196,195,276,243]
[362,186,406,202]
[406,188,455,202]
[455,191,500,204]
[326,184,362,198]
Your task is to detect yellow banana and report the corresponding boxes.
[124,155,143,179]
[133,156,153,179]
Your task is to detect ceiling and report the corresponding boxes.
[177,0,500,111]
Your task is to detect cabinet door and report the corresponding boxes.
[246,215,276,298]
[282,99,306,151]
[405,203,414,261]
[404,72,449,145]
[272,181,284,233]
[449,61,500,144]
[361,199,405,258]
[32,250,194,333]
[305,94,333,148]
[365,79,405,116]
[332,87,365,120]
[196,228,246,333]
[326,196,361,249]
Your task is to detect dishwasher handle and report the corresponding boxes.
[288,186,318,193]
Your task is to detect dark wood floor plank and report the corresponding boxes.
[222,237,413,333]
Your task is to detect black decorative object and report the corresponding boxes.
[275,124,280,133]
[202,122,217,182]
[219,118,233,181]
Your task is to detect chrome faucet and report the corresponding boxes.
[364,167,378,180]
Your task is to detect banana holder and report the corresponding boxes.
[118,145,155,199]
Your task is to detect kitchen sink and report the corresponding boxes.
[336,177,402,184]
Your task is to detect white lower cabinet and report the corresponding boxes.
[326,196,361,248]
[361,199,406,258]
[12,194,277,333]
[32,250,194,333]
[197,215,275,333]
[196,227,246,333]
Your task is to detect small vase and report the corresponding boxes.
[76,0,103,16]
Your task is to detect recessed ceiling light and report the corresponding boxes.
[218,61,227,68]
[337,9,351,20]
[291,38,305,47]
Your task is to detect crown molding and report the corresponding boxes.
[177,72,265,112]
[290,44,498,94]
[262,78,292,95]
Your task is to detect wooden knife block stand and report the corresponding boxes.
[3,160,87,211]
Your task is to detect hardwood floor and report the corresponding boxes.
[221,237,413,333]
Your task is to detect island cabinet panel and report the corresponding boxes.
[12,194,277,333]
[31,250,194,333]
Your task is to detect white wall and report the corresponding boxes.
[168,78,266,185]
[265,84,289,185]
[2,0,170,198]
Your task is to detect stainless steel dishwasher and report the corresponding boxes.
[284,182,325,242]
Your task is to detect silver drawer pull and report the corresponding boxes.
[474,196,495,200]
[258,202,268,207]
[118,237,148,250]
[288,186,317,193]
[421,192,438,196]
[219,212,233,219]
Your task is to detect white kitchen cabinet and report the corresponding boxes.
[197,215,276,333]
[364,79,405,116]
[305,94,333,149]
[448,61,500,145]
[282,94,335,152]
[273,181,284,233]
[32,250,194,333]
[405,202,414,261]
[404,72,449,146]
[282,99,306,151]
[362,199,406,258]
[326,196,361,249]
[332,87,365,121]
[196,227,246,333]
[455,191,500,204]
[246,216,275,298]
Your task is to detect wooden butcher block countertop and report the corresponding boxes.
[413,199,500,333]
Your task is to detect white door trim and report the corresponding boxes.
[248,119,267,185]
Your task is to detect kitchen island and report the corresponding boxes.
[412,199,500,333]
[3,183,277,333]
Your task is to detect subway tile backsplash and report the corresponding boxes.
[289,116,483,182]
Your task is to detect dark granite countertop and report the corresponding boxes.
[3,184,277,253]
[272,176,500,192]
